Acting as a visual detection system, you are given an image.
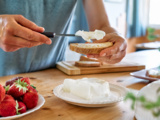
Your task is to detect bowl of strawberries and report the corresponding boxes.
[0,77,45,120]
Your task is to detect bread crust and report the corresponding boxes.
[79,56,99,62]
[70,42,113,54]
[146,68,160,78]
[79,56,103,65]
[75,61,101,67]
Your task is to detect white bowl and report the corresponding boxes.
[135,81,160,120]
[0,94,45,120]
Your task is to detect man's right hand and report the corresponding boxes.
[0,15,52,52]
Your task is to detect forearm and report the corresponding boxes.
[83,0,117,34]
[83,0,127,64]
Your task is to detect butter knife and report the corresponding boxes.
[41,32,76,38]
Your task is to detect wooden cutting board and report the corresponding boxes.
[56,61,145,75]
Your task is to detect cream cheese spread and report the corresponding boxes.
[75,30,106,42]
[62,78,110,100]
[148,69,160,76]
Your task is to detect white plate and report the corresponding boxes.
[130,69,159,81]
[53,84,128,107]
[0,94,45,120]
[135,81,160,120]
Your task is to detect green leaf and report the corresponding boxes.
[16,101,20,115]
[125,91,160,117]
[138,96,146,102]
[155,96,160,106]
[16,101,22,115]
[5,85,10,92]
[31,84,38,92]
[15,79,28,93]
[147,28,155,34]
[31,84,36,90]
[143,102,156,109]
[147,35,157,41]
[125,92,136,100]
[157,88,160,94]
[125,92,136,109]
[152,109,160,117]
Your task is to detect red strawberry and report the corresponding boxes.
[0,95,16,117]
[16,101,27,114]
[23,92,38,109]
[0,84,5,103]
[7,79,28,98]
[23,86,38,109]
[28,85,38,93]
[2,94,15,101]
[20,77,30,86]
[5,77,23,86]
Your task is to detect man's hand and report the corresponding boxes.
[87,32,127,64]
[83,0,127,64]
[0,15,51,52]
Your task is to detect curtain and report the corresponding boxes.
[126,0,149,38]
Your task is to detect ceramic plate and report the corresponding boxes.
[0,94,45,120]
[53,83,128,107]
[130,69,159,81]
[135,81,160,120]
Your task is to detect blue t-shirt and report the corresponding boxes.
[0,0,88,76]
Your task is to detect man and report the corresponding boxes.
[0,0,126,76]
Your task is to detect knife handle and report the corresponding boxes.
[41,32,55,38]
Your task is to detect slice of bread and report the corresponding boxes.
[80,56,99,62]
[79,56,103,65]
[146,68,160,78]
[70,42,113,54]
[75,61,101,67]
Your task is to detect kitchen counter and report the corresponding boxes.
[0,49,159,120]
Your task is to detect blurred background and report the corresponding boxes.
[65,0,160,61]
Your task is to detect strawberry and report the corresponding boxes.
[0,95,16,117]
[20,77,30,86]
[5,77,30,86]
[23,86,38,109]
[16,101,27,114]
[23,92,38,109]
[5,77,23,86]
[2,94,15,101]
[0,84,5,103]
[7,79,28,98]
[28,85,38,93]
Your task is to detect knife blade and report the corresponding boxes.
[41,32,77,38]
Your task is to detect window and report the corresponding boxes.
[149,0,160,27]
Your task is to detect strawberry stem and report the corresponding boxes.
[16,101,23,115]
[5,85,10,92]
[15,79,28,93]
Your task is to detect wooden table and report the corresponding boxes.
[0,50,160,120]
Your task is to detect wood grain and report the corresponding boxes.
[56,61,145,75]
[0,50,159,120]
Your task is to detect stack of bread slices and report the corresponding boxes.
[69,42,113,67]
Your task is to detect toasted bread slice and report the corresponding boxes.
[146,68,160,78]
[75,61,101,67]
[70,42,113,54]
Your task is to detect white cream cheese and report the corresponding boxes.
[148,69,160,76]
[62,78,110,100]
[75,30,106,42]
